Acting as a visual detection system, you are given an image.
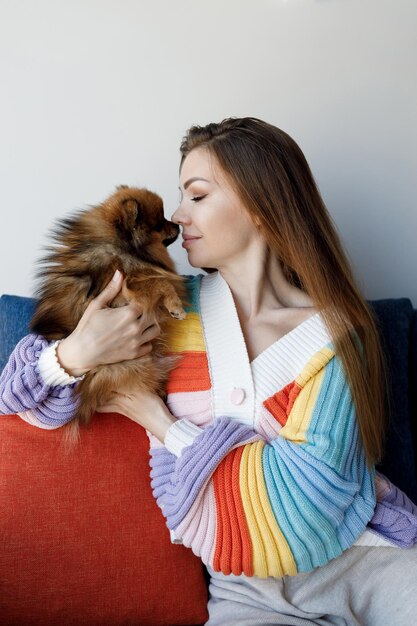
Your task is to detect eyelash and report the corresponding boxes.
[191,195,206,203]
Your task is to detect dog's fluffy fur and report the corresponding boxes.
[31,185,187,441]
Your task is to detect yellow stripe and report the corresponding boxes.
[280,348,335,444]
[240,444,268,577]
[165,312,206,352]
[254,443,297,576]
[295,347,335,387]
[240,442,297,577]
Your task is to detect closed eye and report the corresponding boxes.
[191,195,206,202]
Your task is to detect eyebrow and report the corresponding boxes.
[181,177,211,190]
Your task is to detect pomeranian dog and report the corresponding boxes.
[30,185,187,442]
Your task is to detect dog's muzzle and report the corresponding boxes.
[162,223,180,247]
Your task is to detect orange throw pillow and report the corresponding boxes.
[0,412,208,626]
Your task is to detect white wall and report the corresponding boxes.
[1,0,416,305]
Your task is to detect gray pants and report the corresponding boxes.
[206,545,417,625]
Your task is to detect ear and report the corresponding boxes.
[120,198,142,231]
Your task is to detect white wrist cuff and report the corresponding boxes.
[38,340,85,387]
[164,419,203,457]
[169,528,183,545]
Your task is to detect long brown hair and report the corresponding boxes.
[180,117,388,465]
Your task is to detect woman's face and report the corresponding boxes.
[172,147,260,270]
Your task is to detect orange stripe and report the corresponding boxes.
[287,381,303,414]
[166,351,211,394]
[224,451,243,576]
[213,447,253,577]
[264,381,302,427]
[213,457,230,573]
[231,446,253,577]
[213,450,244,576]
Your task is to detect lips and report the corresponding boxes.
[182,234,201,249]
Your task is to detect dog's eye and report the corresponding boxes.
[155,219,165,232]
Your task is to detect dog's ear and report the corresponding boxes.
[121,198,143,231]
[116,184,129,190]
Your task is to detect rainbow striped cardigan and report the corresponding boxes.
[149,271,377,578]
[1,271,416,576]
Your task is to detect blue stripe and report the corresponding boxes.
[183,274,203,313]
[264,439,349,571]
[262,355,375,572]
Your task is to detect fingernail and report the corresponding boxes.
[112,269,121,282]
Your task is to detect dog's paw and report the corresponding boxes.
[169,308,187,320]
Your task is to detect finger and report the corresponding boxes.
[138,323,161,346]
[143,320,161,334]
[90,270,124,310]
[144,322,161,339]
[137,341,154,357]
[122,301,145,320]
[135,309,159,330]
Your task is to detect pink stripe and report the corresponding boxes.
[198,483,217,564]
[167,390,212,426]
[256,405,282,442]
[175,481,217,564]
[147,390,212,451]
[17,410,57,430]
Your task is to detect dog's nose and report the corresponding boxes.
[162,221,180,247]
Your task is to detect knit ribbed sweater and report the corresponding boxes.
[1,271,417,577]
[148,272,377,577]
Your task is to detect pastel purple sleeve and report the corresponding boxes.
[368,472,417,547]
[149,416,259,530]
[0,333,79,427]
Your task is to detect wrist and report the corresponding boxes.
[164,419,203,457]
[56,337,90,377]
[153,403,176,444]
[38,340,85,387]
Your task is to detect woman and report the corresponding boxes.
[1,117,417,625]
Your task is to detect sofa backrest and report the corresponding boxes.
[0,293,209,626]
[0,294,36,370]
[369,298,417,502]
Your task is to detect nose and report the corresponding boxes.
[171,205,191,225]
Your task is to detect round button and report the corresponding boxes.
[230,387,246,405]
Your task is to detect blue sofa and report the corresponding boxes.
[1,293,416,503]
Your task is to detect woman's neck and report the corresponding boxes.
[217,243,314,322]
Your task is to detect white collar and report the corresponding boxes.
[199,271,332,427]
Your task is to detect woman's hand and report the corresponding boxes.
[97,387,176,443]
[56,270,161,377]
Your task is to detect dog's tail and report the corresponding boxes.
[61,418,81,452]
